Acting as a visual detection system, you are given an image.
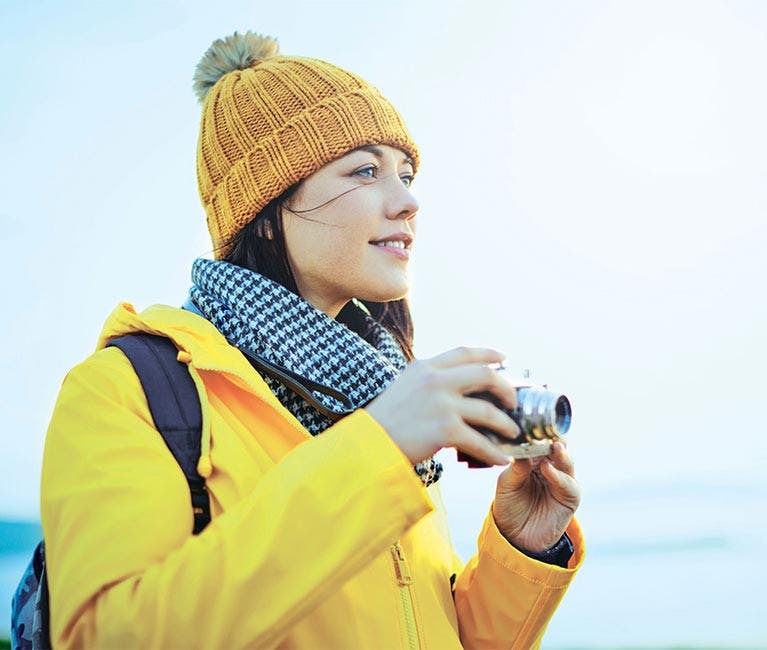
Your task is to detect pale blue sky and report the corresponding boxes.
[1,1,766,645]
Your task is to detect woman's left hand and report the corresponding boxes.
[492,440,581,553]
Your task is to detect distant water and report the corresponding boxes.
[536,480,767,649]
[2,482,765,648]
[0,521,41,556]
[442,473,767,649]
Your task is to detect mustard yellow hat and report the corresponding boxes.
[193,31,420,258]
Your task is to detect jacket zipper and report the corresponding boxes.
[391,542,420,650]
[202,362,420,647]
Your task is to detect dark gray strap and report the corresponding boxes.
[107,334,210,534]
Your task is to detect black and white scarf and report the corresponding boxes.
[189,258,442,487]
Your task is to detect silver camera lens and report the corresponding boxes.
[462,376,572,463]
[515,386,572,440]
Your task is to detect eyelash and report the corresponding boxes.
[353,164,414,188]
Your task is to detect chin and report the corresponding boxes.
[357,282,410,304]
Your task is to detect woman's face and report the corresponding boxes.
[281,144,418,317]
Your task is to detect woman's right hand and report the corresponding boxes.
[364,347,520,467]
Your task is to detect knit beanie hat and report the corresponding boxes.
[193,31,420,258]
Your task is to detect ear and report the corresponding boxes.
[255,217,274,240]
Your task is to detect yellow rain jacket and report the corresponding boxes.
[41,302,584,649]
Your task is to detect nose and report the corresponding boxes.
[385,178,419,221]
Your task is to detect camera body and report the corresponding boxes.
[461,378,572,466]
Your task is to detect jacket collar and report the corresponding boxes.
[97,302,285,408]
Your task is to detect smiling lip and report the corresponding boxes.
[369,233,414,261]
[370,242,411,260]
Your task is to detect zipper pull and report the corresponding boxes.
[391,542,413,586]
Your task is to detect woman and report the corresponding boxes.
[40,31,583,648]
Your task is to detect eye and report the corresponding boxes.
[400,173,414,188]
[353,164,378,179]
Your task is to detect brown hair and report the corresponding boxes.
[223,186,415,361]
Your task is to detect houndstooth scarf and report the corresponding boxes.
[189,258,442,487]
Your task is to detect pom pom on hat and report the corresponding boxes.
[193,31,279,103]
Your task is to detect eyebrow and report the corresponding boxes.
[354,145,413,167]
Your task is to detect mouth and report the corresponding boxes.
[369,236,412,260]
[370,240,408,250]
[368,233,414,249]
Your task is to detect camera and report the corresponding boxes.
[460,372,572,465]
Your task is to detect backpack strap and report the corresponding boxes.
[107,334,211,534]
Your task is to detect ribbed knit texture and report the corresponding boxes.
[196,55,420,258]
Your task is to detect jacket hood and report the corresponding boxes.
[96,302,280,406]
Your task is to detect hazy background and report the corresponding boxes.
[1,1,765,647]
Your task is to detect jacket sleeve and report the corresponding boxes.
[41,348,433,649]
[453,509,585,649]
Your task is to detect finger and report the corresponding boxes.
[550,441,575,478]
[496,456,534,490]
[441,365,518,409]
[452,423,510,467]
[540,459,581,509]
[429,347,506,370]
[460,396,521,441]
[494,371,518,409]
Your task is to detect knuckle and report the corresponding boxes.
[443,417,463,443]
[434,392,450,407]
[482,401,498,422]
[419,366,441,390]
[454,346,472,361]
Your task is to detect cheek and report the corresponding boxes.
[282,190,379,279]
[284,219,357,276]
